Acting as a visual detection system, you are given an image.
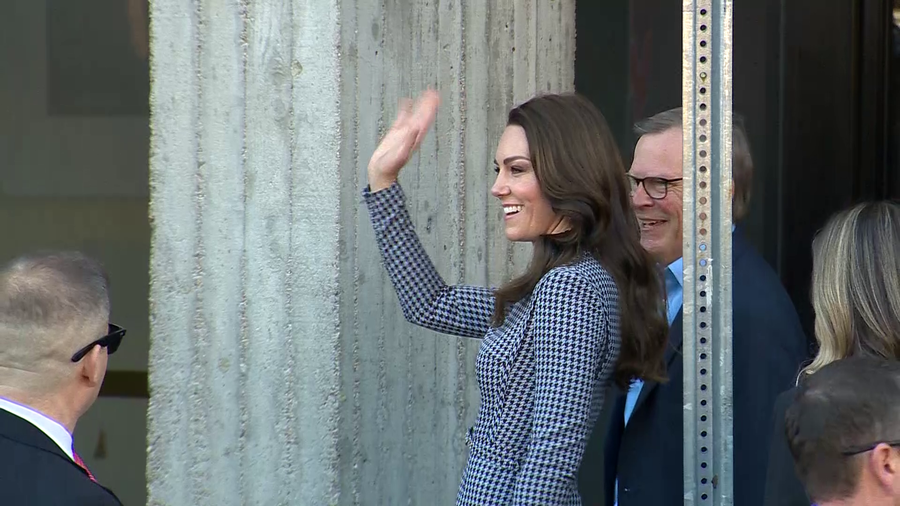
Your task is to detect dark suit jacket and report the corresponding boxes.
[578,228,810,506]
[0,408,122,505]
[763,387,810,506]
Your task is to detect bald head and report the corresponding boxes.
[0,252,110,392]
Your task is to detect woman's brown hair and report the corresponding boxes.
[492,93,669,387]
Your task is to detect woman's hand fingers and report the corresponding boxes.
[367,90,441,191]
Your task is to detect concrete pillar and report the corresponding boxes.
[148,1,575,504]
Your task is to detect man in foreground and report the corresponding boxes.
[0,251,125,505]
[786,357,900,506]
[579,108,808,505]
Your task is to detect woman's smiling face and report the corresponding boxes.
[490,125,567,242]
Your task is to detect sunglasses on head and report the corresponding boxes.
[70,323,126,363]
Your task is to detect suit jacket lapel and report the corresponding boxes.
[664,308,684,365]
[624,231,741,424]
[631,309,683,416]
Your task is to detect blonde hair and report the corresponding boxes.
[801,201,900,377]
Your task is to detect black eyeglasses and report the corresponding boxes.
[628,175,683,200]
[70,323,126,362]
[841,440,900,456]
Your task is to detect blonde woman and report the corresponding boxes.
[763,200,900,506]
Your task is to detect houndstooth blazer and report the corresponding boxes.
[364,183,621,506]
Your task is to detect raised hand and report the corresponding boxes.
[367,89,441,192]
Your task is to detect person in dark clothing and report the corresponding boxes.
[764,201,900,506]
[578,108,809,506]
[0,252,124,505]
[781,356,900,506]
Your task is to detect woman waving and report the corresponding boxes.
[363,90,669,505]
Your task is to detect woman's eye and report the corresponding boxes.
[492,166,500,174]
[510,166,524,174]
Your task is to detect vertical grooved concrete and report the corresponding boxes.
[147,0,198,504]
[149,1,575,504]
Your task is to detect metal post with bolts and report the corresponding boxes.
[682,0,734,504]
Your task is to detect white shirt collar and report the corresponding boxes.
[0,396,74,460]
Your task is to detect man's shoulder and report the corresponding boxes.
[733,239,794,309]
[0,406,67,457]
[0,431,121,505]
[0,430,72,477]
[732,236,808,351]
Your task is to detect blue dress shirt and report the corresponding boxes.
[615,257,683,505]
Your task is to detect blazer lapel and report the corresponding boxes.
[624,232,738,424]
[631,309,684,416]
[663,308,684,366]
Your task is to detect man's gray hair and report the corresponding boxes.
[0,251,110,390]
[634,107,754,221]
[634,108,684,138]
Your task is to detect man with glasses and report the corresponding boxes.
[785,357,900,506]
[0,251,124,505]
[578,108,808,505]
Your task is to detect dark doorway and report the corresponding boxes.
[575,0,900,341]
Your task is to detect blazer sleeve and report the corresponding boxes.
[363,182,494,339]
[732,290,808,505]
[512,267,612,505]
[763,388,811,506]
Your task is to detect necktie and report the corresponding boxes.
[72,449,97,483]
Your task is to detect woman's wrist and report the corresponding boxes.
[367,170,396,192]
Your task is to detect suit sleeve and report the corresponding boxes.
[511,268,611,505]
[363,182,495,338]
[732,292,808,506]
[763,389,811,506]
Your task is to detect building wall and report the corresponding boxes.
[148,0,575,504]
